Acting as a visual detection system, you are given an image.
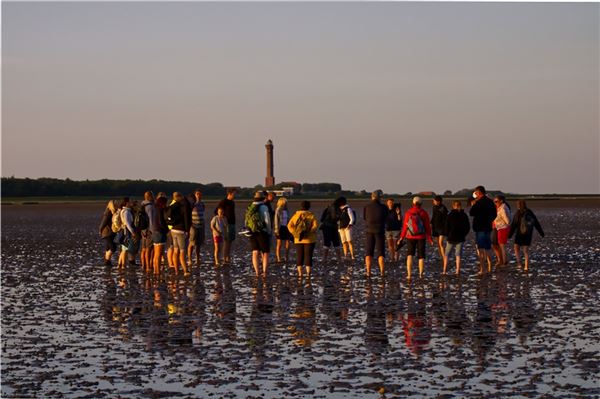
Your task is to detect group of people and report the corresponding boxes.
[99,190,206,276]
[99,185,544,279]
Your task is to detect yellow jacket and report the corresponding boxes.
[287,210,319,244]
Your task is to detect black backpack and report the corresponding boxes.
[165,202,182,226]
[134,203,151,231]
[321,205,339,228]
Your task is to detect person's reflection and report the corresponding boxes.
[385,277,402,334]
[338,264,353,330]
[101,266,117,325]
[472,275,497,368]
[109,269,141,341]
[491,272,510,336]
[213,265,237,341]
[364,277,389,356]
[246,277,275,362]
[187,274,207,347]
[145,277,169,352]
[402,282,431,357]
[289,277,318,349]
[442,279,470,348]
[274,273,292,328]
[322,271,347,333]
[511,274,538,345]
[166,277,193,347]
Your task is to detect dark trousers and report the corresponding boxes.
[295,243,316,267]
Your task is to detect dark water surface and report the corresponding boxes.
[2,201,599,398]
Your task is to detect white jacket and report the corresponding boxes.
[494,204,511,230]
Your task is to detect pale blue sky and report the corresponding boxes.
[2,2,599,194]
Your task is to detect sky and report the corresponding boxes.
[2,2,599,194]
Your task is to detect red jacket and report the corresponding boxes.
[400,205,432,241]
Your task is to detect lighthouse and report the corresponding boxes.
[265,139,275,188]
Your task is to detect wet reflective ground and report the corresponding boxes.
[2,201,599,398]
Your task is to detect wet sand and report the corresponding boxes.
[1,200,599,398]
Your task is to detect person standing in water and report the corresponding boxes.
[469,186,496,274]
[400,196,433,280]
[99,199,119,266]
[274,197,293,263]
[216,189,237,263]
[510,200,544,271]
[492,195,511,266]
[431,195,449,260]
[443,200,470,275]
[385,199,403,262]
[287,201,319,278]
[363,190,388,277]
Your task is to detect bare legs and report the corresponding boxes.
[153,244,164,275]
[252,251,269,277]
[224,239,233,263]
[214,241,223,266]
[104,249,113,265]
[387,238,398,262]
[276,239,290,263]
[187,242,201,266]
[172,248,189,276]
[342,241,355,260]
[514,244,530,271]
[406,255,425,280]
[437,236,445,259]
[493,244,509,266]
[477,249,492,274]
[443,253,461,275]
[118,247,127,268]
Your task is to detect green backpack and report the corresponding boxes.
[293,213,311,240]
[245,203,266,233]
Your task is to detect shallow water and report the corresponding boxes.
[2,202,599,398]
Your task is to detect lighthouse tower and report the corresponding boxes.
[265,139,275,188]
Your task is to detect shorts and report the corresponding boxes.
[444,242,464,258]
[322,227,341,248]
[475,231,492,250]
[250,231,270,253]
[152,231,167,245]
[339,227,353,243]
[385,230,400,241]
[432,229,445,238]
[225,224,236,242]
[406,239,426,259]
[366,233,385,258]
[171,230,187,250]
[102,236,117,253]
[189,226,205,247]
[123,233,139,255]
[496,227,509,245]
[276,226,293,241]
[213,235,224,244]
[141,230,153,249]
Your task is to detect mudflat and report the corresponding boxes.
[1,199,599,398]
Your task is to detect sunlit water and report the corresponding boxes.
[2,202,599,398]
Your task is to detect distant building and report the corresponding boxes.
[417,191,436,197]
[273,187,295,197]
[265,139,275,188]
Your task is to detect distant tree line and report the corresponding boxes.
[1,177,227,198]
[1,178,345,198]
[3,177,534,199]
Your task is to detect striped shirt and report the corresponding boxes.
[192,201,205,228]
